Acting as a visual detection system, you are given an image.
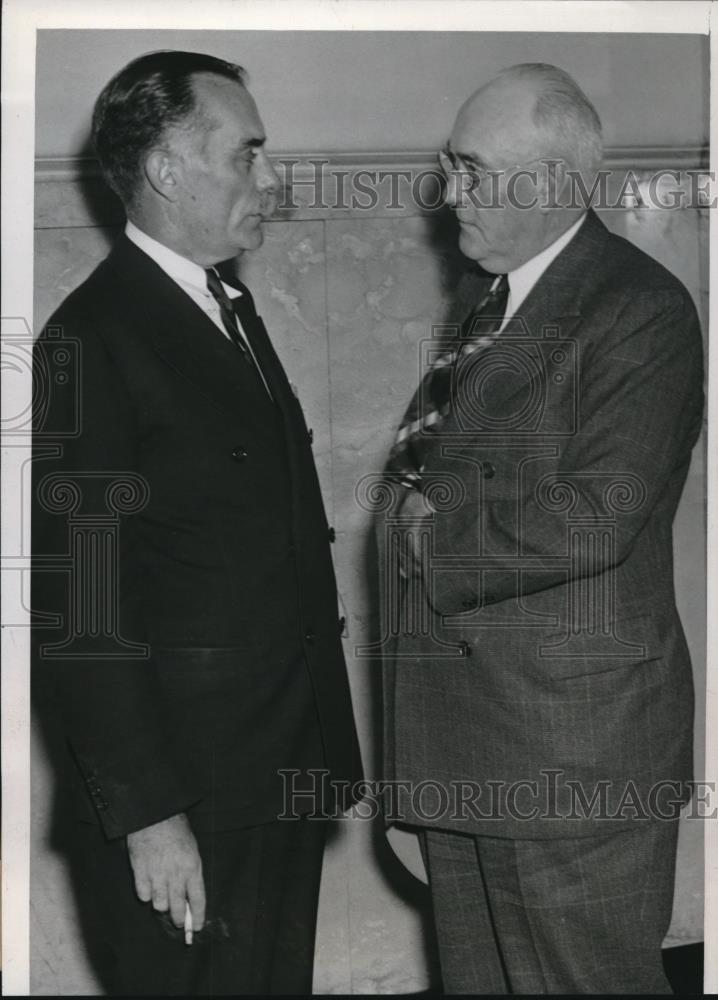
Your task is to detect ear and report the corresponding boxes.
[144,148,181,202]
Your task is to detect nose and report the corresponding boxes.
[255,149,280,195]
[438,152,460,210]
[443,171,460,209]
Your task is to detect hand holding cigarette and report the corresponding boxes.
[127,812,206,938]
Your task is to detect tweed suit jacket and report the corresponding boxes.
[32,235,362,840]
[381,210,704,838]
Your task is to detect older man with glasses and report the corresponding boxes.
[380,63,703,994]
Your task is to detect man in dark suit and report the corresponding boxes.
[32,50,362,995]
[380,63,703,993]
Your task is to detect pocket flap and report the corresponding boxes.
[539,611,663,680]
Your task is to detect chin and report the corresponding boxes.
[459,228,508,274]
[458,229,494,270]
[234,226,265,253]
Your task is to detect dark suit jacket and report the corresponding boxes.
[381,210,704,838]
[32,235,362,840]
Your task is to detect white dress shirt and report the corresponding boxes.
[499,213,586,331]
[125,221,249,346]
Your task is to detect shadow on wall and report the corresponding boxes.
[361,525,444,991]
[355,205,488,994]
[31,659,119,992]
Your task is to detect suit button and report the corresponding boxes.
[328,526,336,543]
[308,428,314,444]
[304,629,316,644]
[232,446,248,462]
[483,462,495,479]
[457,640,472,657]
[338,616,346,636]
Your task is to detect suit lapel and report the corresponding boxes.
[458,212,610,418]
[501,210,610,338]
[221,290,317,516]
[239,312,312,461]
[213,258,305,428]
[106,236,276,421]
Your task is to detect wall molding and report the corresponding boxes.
[33,146,711,231]
[35,146,710,182]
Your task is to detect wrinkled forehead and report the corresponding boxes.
[450,77,543,166]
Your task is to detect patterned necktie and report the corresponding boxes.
[387,274,509,488]
[205,266,271,395]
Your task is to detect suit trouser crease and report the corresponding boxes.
[423,820,678,995]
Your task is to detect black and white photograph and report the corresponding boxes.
[2,1,714,994]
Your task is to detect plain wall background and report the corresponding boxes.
[35,30,708,158]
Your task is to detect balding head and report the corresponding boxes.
[443,64,602,272]
[457,63,603,178]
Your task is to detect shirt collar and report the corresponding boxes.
[124,221,242,300]
[506,213,586,314]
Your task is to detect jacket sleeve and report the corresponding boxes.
[424,287,705,617]
[32,308,201,839]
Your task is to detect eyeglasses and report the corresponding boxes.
[438,146,545,193]
[438,147,492,193]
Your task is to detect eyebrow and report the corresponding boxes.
[459,151,490,171]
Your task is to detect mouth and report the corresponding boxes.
[241,213,267,230]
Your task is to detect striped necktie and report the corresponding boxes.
[387,274,509,489]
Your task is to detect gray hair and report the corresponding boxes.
[498,63,603,175]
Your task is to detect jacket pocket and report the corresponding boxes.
[538,610,664,680]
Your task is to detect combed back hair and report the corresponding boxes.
[498,63,603,176]
[91,50,246,208]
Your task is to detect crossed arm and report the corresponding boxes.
[402,289,704,616]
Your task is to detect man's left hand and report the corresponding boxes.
[397,487,434,580]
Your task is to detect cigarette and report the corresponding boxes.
[184,902,193,946]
